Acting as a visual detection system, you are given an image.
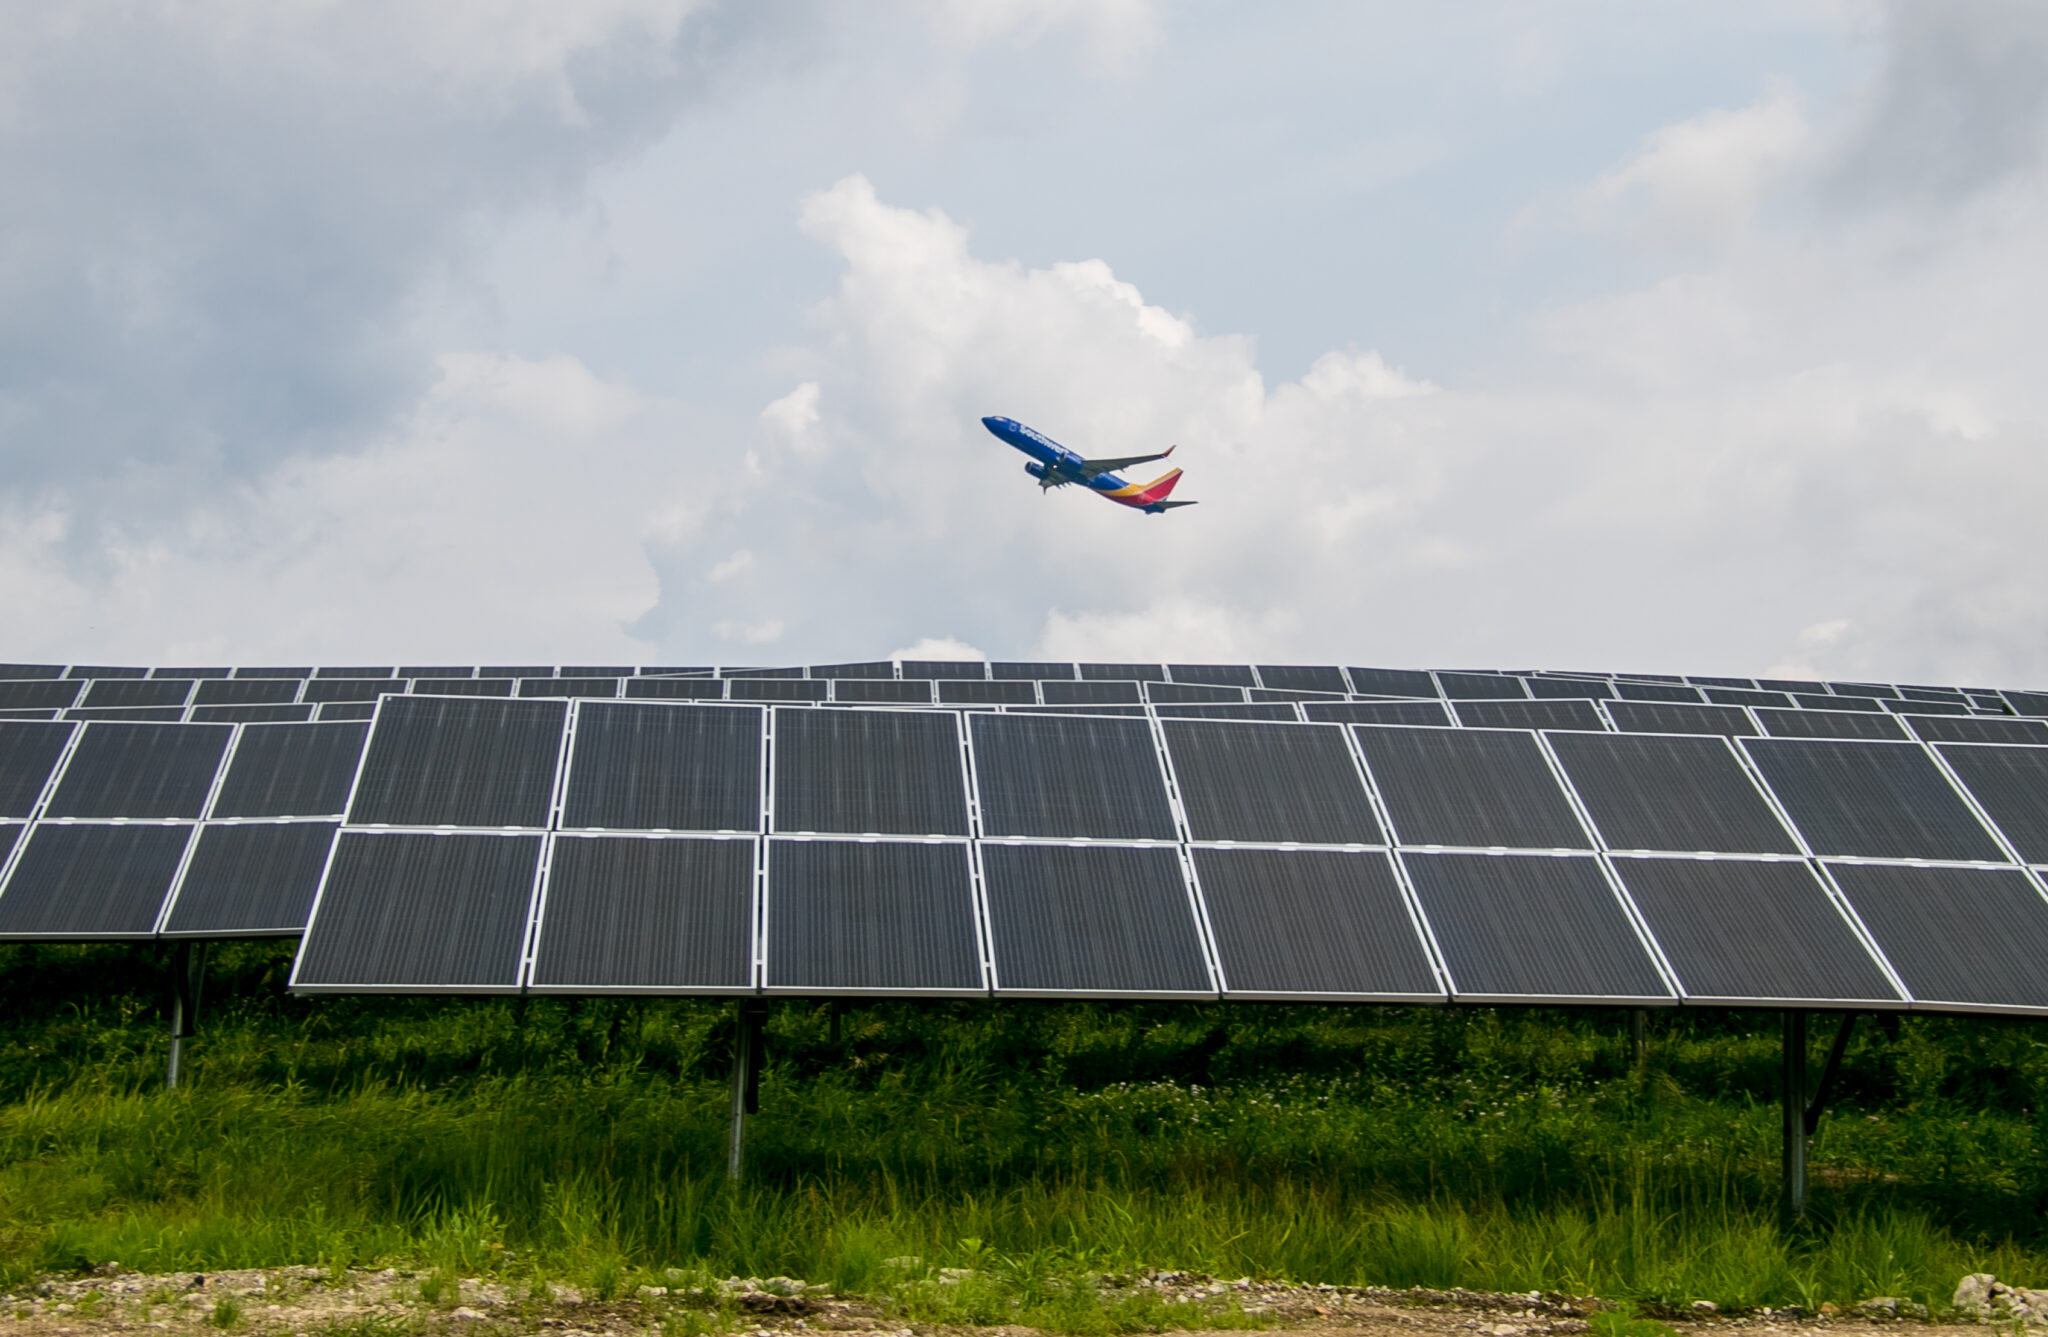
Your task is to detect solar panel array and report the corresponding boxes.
[4,660,2048,1014]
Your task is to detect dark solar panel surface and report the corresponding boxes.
[1742,738,2005,861]
[1436,672,1526,700]
[1354,727,1590,849]
[67,707,188,722]
[397,666,475,678]
[2007,691,2048,717]
[1169,664,1257,688]
[1304,701,1453,727]
[1756,709,1907,740]
[729,679,827,702]
[1402,852,1668,1000]
[45,723,231,819]
[1255,665,1347,693]
[1706,688,1793,708]
[1794,693,1882,712]
[561,702,760,832]
[348,697,566,828]
[0,681,82,710]
[532,836,754,989]
[211,722,368,818]
[981,843,1210,994]
[317,704,377,722]
[1078,663,1166,682]
[195,678,300,705]
[193,705,314,724]
[0,823,191,937]
[0,665,64,680]
[813,661,894,679]
[1829,863,2048,1011]
[1157,704,1301,721]
[1041,680,1142,705]
[774,709,968,836]
[971,714,1177,839]
[294,832,541,989]
[901,661,987,680]
[301,679,406,704]
[82,679,192,709]
[766,839,981,991]
[939,681,1036,705]
[1527,678,1614,700]
[1890,698,1969,716]
[1193,848,1437,997]
[68,665,146,679]
[1607,857,1897,1004]
[1615,681,1704,703]
[1451,699,1606,732]
[235,666,311,678]
[1346,668,1440,697]
[1163,720,1381,844]
[1605,701,1757,737]
[625,679,726,700]
[412,678,513,697]
[0,722,73,817]
[1936,745,2048,863]
[519,677,620,699]
[163,822,338,935]
[834,680,933,704]
[1147,682,1246,704]
[1546,733,1799,854]
[315,667,393,679]
[991,661,1075,680]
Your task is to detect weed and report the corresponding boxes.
[209,1296,242,1328]
[1591,1302,1680,1337]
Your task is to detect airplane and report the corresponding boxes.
[981,416,1197,514]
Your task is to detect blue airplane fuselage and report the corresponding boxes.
[980,415,1190,513]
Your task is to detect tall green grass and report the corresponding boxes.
[1,942,2045,1310]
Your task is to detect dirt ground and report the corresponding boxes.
[0,1266,1990,1337]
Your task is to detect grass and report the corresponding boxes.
[0,941,2046,1320]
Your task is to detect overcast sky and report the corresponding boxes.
[5,1,2047,684]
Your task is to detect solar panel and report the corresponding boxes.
[1828,863,2048,1012]
[1615,681,1705,703]
[834,679,934,705]
[1605,701,1756,737]
[1756,708,1906,740]
[1705,688,1793,708]
[161,822,339,936]
[0,722,73,818]
[0,665,64,679]
[1353,727,1591,849]
[0,681,82,710]
[1934,745,2048,863]
[2006,691,2048,717]
[1829,681,1899,699]
[317,704,377,723]
[765,839,982,993]
[812,661,894,679]
[1192,848,1438,999]
[411,678,513,697]
[1605,856,1899,1005]
[729,679,827,702]
[1889,698,1969,716]
[234,666,311,678]
[1008,704,1148,717]
[1742,738,2006,861]
[1255,665,1348,693]
[1545,732,1798,854]
[44,722,231,819]
[211,722,369,818]
[1911,715,2048,745]
[1168,664,1257,688]
[1436,672,1526,700]
[482,665,556,678]
[1400,852,1669,1002]
[0,825,18,866]
[970,714,1177,839]
[1249,687,1344,702]
[939,681,1036,705]
[1527,678,1614,701]
[1041,680,1141,705]
[397,666,476,678]
[722,666,805,679]
[195,679,300,706]
[1304,700,1453,727]
[1451,699,1606,732]
[67,665,146,679]
[293,832,542,991]
[1689,676,1754,689]
[1146,682,1246,704]
[0,710,57,721]
[1162,720,1382,844]
[519,677,620,699]
[81,679,193,709]
[1346,668,1439,697]
[1156,703,1302,721]
[314,667,395,679]
[531,835,755,991]
[991,661,1074,680]
[0,823,192,938]
[773,708,969,836]
[192,705,314,724]
[560,702,760,832]
[901,660,988,681]
[1078,663,1166,682]
[302,679,406,704]
[66,707,188,722]
[560,665,635,677]
[153,665,232,676]
[626,679,726,700]
[347,697,566,828]
[980,843,1211,995]
[1758,679,1825,695]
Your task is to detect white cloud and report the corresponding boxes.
[707,549,756,582]
[715,619,787,647]
[1583,91,1813,246]
[888,636,986,661]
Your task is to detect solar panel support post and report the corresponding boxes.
[1630,1009,1648,1067]
[726,1000,767,1183]
[165,941,208,1090]
[1781,1011,1808,1221]
[1804,1014,1857,1137]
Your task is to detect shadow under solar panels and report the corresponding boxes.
[1935,744,2048,863]
[1741,738,2006,862]
[1400,852,1670,1003]
[531,835,754,991]
[980,843,1211,995]
[970,714,1177,839]
[1163,720,1381,844]
[0,721,73,817]
[212,722,369,818]
[294,832,541,991]
[348,697,566,828]
[766,839,981,993]
[0,823,192,938]
[774,708,968,837]
[1193,848,1439,999]
[45,722,231,819]
[1451,699,1605,732]
[561,702,761,833]
[1828,863,2048,1013]
[1304,701,1452,727]
[161,822,338,936]
[1353,726,1590,850]
[1605,856,1899,1006]
[1544,732,1799,854]
[1605,701,1756,736]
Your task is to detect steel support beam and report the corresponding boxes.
[726,1001,767,1182]
[1781,1011,1808,1219]
[165,942,208,1090]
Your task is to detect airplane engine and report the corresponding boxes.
[1023,461,1050,480]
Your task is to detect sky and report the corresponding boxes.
[4,1,2048,684]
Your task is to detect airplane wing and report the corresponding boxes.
[1076,445,1173,478]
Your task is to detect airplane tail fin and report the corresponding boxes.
[1131,467,1184,504]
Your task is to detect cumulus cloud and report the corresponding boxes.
[888,636,987,662]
